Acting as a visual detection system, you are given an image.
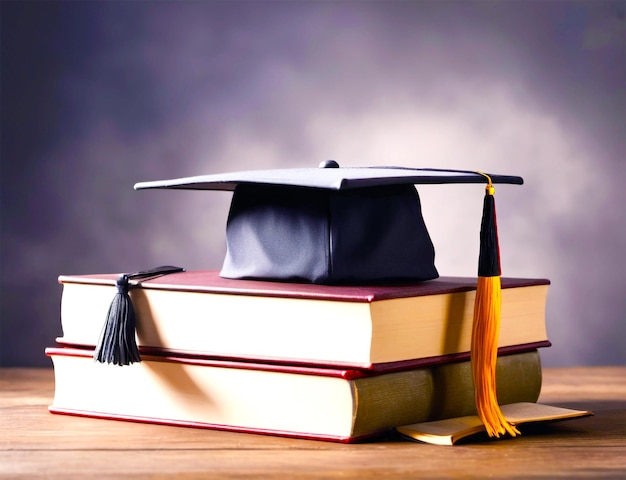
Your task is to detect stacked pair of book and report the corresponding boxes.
[46,269,554,444]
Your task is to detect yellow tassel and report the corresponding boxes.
[472,276,520,437]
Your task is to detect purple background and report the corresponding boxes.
[1,0,624,367]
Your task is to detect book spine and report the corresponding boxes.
[351,350,542,436]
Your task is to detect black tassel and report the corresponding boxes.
[94,265,184,365]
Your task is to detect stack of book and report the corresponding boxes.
[46,270,553,443]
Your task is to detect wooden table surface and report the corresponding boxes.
[1,366,625,479]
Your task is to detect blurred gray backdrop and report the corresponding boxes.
[1,0,624,367]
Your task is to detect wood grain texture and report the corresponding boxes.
[1,367,625,479]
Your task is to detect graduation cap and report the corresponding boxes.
[135,161,522,285]
[99,161,524,438]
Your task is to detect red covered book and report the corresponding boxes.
[57,271,550,369]
[46,347,543,443]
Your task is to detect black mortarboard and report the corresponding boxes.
[99,161,525,439]
[134,161,523,286]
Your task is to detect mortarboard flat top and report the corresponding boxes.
[134,165,523,192]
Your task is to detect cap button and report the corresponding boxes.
[319,160,340,169]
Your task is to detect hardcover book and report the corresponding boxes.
[47,347,543,443]
[57,270,551,369]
